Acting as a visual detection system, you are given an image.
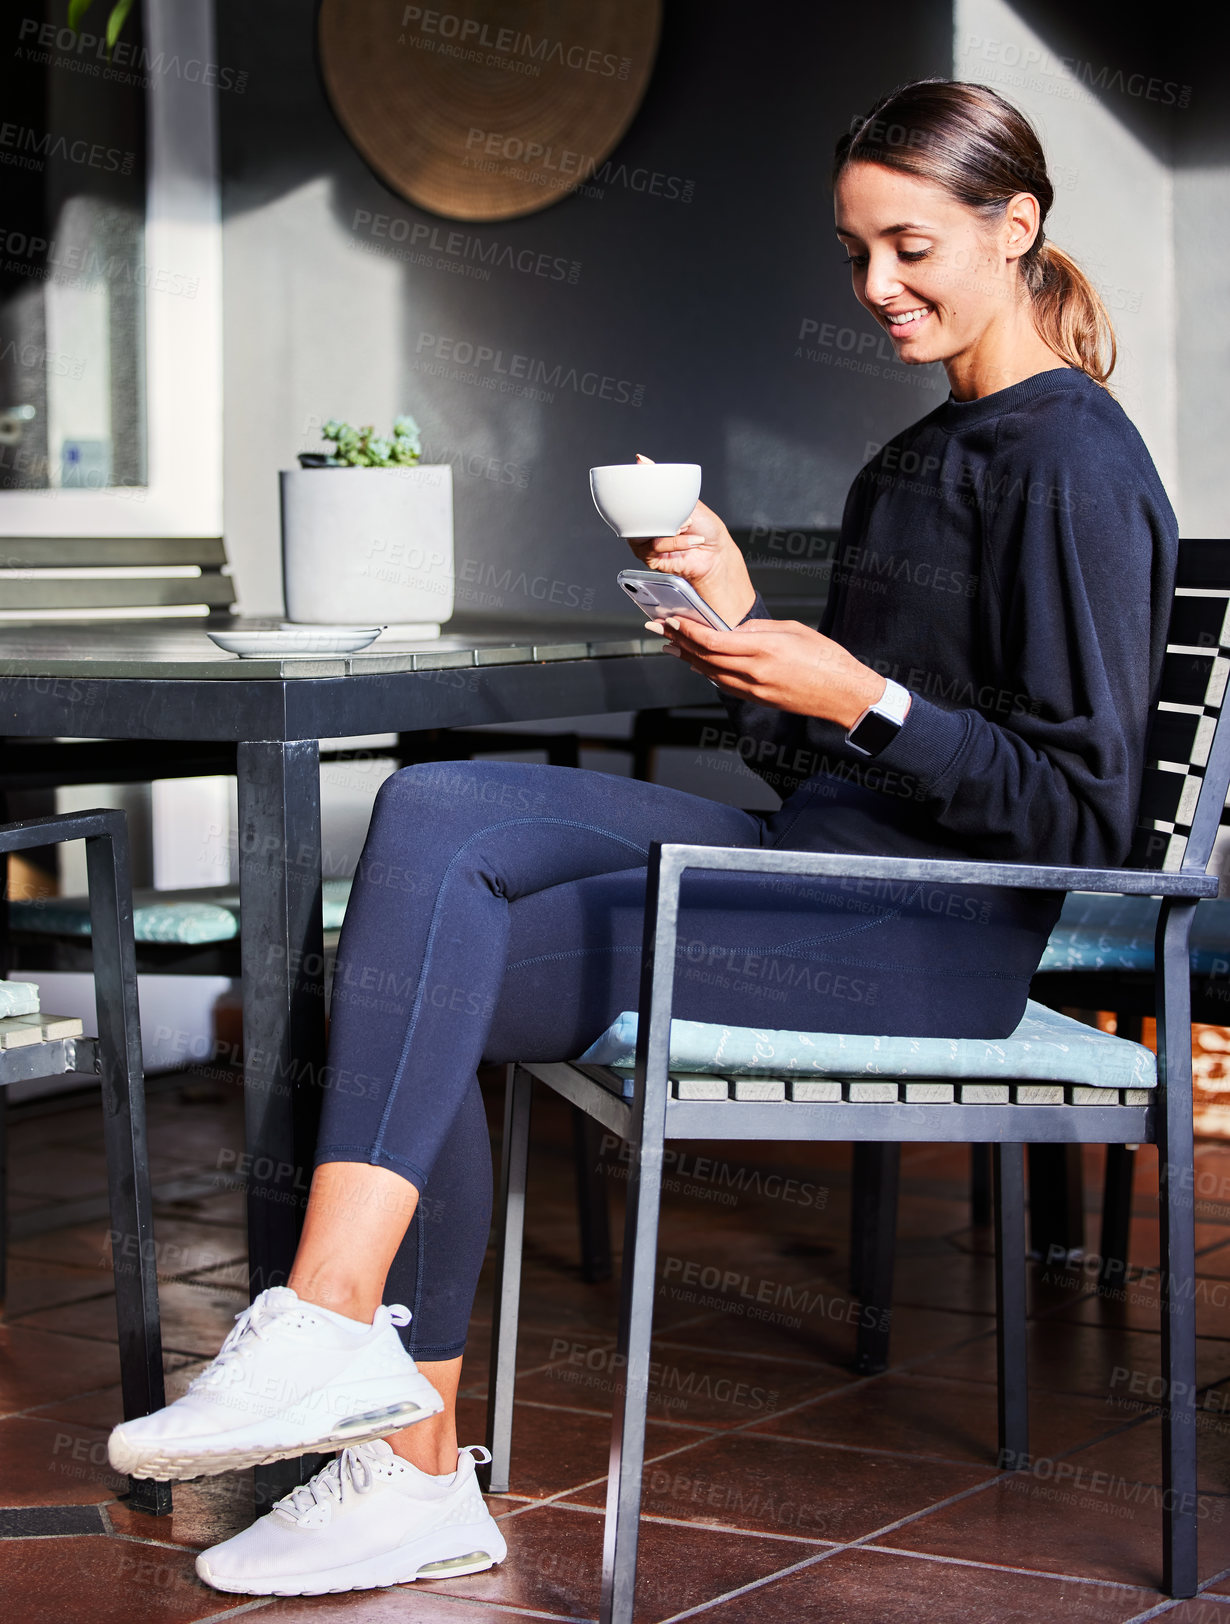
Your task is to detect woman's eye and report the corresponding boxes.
[842,254,869,269]
[899,248,932,262]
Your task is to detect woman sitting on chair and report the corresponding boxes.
[111,79,1177,1597]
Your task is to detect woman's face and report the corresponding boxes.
[833,161,1033,371]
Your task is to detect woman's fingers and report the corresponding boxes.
[661,617,750,654]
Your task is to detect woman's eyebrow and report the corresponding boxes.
[835,221,930,237]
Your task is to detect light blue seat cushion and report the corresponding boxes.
[9,879,354,946]
[0,980,40,1017]
[1038,892,1230,975]
[577,997,1156,1090]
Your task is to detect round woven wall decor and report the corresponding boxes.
[319,0,663,222]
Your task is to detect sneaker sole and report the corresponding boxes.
[110,1393,444,1482]
[196,1518,508,1595]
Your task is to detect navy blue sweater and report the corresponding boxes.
[726,368,1178,868]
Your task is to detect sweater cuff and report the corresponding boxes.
[872,692,971,795]
[739,591,771,626]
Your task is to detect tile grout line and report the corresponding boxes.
[482,1285,1217,1542]
[654,1545,842,1624]
[526,1498,834,1549]
[461,1391,726,1438]
[20,1127,1230,1619]
[653,1484,1167,1624]
[867,1542,1164,1593]
[191,1601,279,1623]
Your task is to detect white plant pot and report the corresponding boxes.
[280,465,454,633]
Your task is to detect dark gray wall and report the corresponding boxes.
[217,0,953,618]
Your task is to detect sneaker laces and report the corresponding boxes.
[186,1296,413,1395]
[276,1446,381,1521]
[186,1291,298,1394]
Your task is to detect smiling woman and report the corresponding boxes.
[106,77,1180,1605]
[831,79,1115,398]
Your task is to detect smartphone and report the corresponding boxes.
[616,569,731,631]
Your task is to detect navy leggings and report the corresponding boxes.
[316,760,1058,1358]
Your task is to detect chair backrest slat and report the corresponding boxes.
[1136,765,1200,827]
[1175,540,1230,590]
[1127,824,1180,870]
[1165,595,1230,651]
[1134,539,1230,874]
[1158,650,1220,709]
[0,536,233,622]
[3,577,234,612]
[2,538,228,567]
[1145,709,1206,767]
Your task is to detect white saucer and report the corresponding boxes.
[206,625,385,657]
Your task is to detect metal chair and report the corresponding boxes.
[484,537,1230,1620]
[0,808,170,1516]
[849,539,1230,1357]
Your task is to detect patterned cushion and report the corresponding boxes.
[1038,892,1230,975]
[0,980,40,1017]
[9,879,355,945]
[577,998,1156,1090]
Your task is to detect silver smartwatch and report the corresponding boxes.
[845,678,911,758]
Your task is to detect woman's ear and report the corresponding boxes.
[1003,192,1042,262]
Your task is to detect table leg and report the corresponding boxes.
[236,740,325,1508]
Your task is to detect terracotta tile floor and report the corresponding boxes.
[6,1067,1230,1622]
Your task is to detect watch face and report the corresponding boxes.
[848,709,902,758]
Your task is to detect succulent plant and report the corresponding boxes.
[299,415,424,469]
[67,0,133,55]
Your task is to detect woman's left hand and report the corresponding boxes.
[652,616,892,732]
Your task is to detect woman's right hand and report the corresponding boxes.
[625,499,758,628]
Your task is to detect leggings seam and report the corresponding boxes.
[812,957,1024,980]
[411,1185,426,1331]
[372,816,652,1161]
[510,944,641,969]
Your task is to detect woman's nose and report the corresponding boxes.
[863,253,904,307]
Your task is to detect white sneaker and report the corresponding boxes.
[195,1440,507,1595]
[108,1287,443,1481]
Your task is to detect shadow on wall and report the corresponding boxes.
[217,0,954,619]
[217,0,1227,619]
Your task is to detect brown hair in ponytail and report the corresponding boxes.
[833,80,1116,386]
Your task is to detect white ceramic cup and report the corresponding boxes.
[589,462,701,538]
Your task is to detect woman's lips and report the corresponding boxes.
[884,306,933,336]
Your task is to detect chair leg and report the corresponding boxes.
[849,1142,869,1296]
[993,1144,1029,1469]
[1157,906,1198,1596]
[970,1143,992,1227]
[1099,1145,1136,1296]
[600,1134,666,1624]
[0,1093,7,1317]
[852,1143,899,1375]
[573,1105,613,1283]
[86,825,171,1516]
[1100,1012,1142,1297]
[1027,1143,1084,1264]
[484,1065,533,1495]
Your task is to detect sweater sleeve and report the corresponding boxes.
[871,422,1176,866]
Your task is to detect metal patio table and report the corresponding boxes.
[0,617,712,1489]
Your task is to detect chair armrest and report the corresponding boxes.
[627,842,1212,1114]
[0,808,127,855]
[648,843,1216,900]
